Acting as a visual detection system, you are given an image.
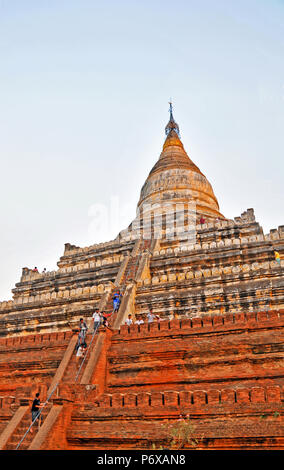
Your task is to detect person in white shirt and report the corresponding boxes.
[76,344,85,363]
[147,310,155,323]
[125,314,133,326]
[135,317,144,325]
[92,309,101,332]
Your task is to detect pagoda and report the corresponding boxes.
[0,106,283,450]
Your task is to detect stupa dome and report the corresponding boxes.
[137,105,224,220]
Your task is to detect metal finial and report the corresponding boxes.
[165,100,180,136]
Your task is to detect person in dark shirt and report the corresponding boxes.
[79,318,88,339]
[30,392,43,433]
[76,318,88,351]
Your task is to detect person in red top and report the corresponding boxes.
[199,217,205,225]
[102,311,112,327]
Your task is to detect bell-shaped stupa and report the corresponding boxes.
[118,104,225,241]
[137,103,224,221]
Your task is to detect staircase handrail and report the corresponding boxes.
[15,381,59,450]
[75,322,100,383]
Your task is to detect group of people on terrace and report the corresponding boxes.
[31,267,47,274]
[124,310,180,326]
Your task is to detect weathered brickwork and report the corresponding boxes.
[106,310,284,392]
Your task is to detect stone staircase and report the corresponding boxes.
[123,250,143,283]
[93,239,152,327]
[0,331,80,450]
[4,402,52,450]
[61,331,99,384]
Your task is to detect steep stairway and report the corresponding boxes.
[106,239,153,327]
[61,331,99,384]
[5,402,52,450]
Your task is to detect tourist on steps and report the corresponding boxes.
[102,311,112,327]
[92,309,101,332]
[76,343,86,364]
[113,291,121,312]
[76,318,88,350]
[30,392,44,433]
[79,318,88,335]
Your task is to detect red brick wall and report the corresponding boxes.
[0,312,283,450]
[106,310,284,393]
[0,331,73,400]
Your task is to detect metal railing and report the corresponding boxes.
[75,322,100,383]
[15,323,101,450]
[15,382,58,450]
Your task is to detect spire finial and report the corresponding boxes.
[169,100,173,118]
[165,100,180,137]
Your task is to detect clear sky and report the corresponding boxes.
[0,0,283,300]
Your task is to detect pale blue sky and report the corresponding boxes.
[0,0,283,299]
